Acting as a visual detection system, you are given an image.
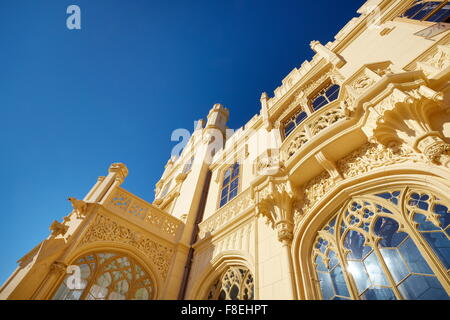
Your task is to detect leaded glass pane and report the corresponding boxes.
[398,274,449,300]
[347,260,370,294]
[398,237,433,274]
[364,251,389,286]
[317,272,334,300]
[362,287,396,300]
[330,265,349,297]
[421,232,450,269]
[344,230,371,260]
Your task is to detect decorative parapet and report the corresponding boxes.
[104,187,183,241]
[198,187,255,239]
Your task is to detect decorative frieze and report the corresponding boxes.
[336,142,424,179]
[299,142,427,218]
[80,214,174,279]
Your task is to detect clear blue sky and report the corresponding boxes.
[0,0,364,284]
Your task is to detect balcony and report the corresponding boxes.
[280,100,350,164]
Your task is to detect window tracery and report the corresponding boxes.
[206,266,254,300]
[52,252,154,300]
[312,188,450,300]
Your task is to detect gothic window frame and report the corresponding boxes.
[400,0,450,23]
[308,80,341,112]
[218,162,241,208]
[51,251,156,300]
[206,266,254,300]
[282,107,309,139]
[310,187,450,300]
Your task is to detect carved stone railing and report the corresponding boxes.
[198,188,255,239]
[281,100,349,163]
[104,187,183,242]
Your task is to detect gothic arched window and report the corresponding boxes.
[312,188,450,300]
[401,1,450,23]
[219,163,240,208]
[206,266,254,300]
[52,252,155,300]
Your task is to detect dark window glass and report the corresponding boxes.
[219,163,240,207]
[429,4,450,21]
[295,111,307,125]
[402,1,450,22]
[284,121,295,137]
[312,95,328,111]
[326,84,340,101]
[311,83,341,111]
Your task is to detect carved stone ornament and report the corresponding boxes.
[50,220,69,238]
[256,178,298,244]
[299,142,427,218]
[80,214,174,279]
[361,83,448,165]
[68,197,87,219]
[416,135,450,167]
[255,149,284,176]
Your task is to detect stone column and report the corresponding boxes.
[256,177,298,300]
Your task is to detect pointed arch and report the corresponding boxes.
[188,250,255,300]
[293,168,450,300]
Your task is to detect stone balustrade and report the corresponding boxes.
[104,187,183,241]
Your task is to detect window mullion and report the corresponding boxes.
[372,247,404,300]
